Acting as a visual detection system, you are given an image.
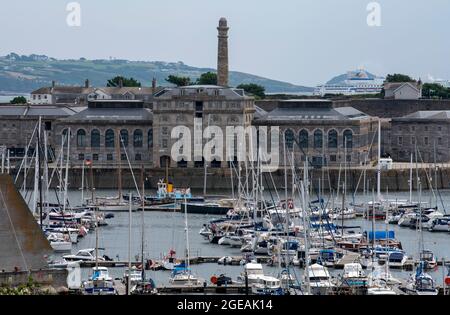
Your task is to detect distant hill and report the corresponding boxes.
[0,53,313,94]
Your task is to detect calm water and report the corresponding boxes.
[36,189,450,286]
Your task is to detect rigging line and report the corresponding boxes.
[14,121,39,183]
[352,128,378,202]
[0,183,29,271]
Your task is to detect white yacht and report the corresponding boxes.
[304,263,335,295]
[63,248,105,262]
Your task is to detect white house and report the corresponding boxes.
[384,82,422,100]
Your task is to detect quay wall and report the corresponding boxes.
[0,269,68,289]
[13,167,450,192]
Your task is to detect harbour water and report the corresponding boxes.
[37,189,450,287]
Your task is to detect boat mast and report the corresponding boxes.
[409,153,413,204]
[282,133,289,279]
[117,129,122,201]
[127,192,132,295]
[43,128,49,224]
[37,116,43,227]
[302,160,310,295]
[184,194,191,281]
[81,156,85,206]
[377,119,381,202]
[141,166,145,281]
[62,127,70,214]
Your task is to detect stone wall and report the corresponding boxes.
[15,167,450,192]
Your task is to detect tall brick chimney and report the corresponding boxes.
[85,79,90,88]
[217,17,229,87]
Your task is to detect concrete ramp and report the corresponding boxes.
[0,174,51,271]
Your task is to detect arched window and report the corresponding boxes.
[148,129,153,148]
[134,129,143,147]
[77,129,86,147]
[105,129,115,148]
[91,129,100,148]
[328,130,338,148]
[120,129,129,147]
[299,130,308,149]
[344,130,353,149]
[314,130,323,149]
[284,129,294,149]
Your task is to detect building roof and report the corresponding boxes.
[154,85,251,100]
[62,107,153,123]
[0,105,79,117]
[384,82,421,93]
[31,86,161,97]
[253,99,370,124]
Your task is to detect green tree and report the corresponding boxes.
[165,75,192,87]
[10,96,27,104]
[106,76,141,87]
[196,72,217,85]
[422,83,450,99]
[237,83,266,99]
[384,73,416,83]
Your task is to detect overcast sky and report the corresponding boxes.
[1,0,449,86]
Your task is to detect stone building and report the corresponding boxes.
[253,99,379,166]
[389,110,450,163]
[55,100,153,166]
[30,79,160,105]
[0,104,82,158]
[152,85,254,168]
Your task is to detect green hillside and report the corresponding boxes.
[0,53,313,94]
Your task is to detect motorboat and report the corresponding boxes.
[83,267,116,295]
[251,275,284,295]
[428,217,450,232]
[341,263,368,287]
[47,233,72,252]
[63,248,106,262]
[419,250,437,269]
[123,267,143,285]
[387,250,408,268]
[237,262,265,285]
[330,208,356,220]
[304,263,335,295]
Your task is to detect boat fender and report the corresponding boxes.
[211,275,218,284]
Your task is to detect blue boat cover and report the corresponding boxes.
[366,230,395,241]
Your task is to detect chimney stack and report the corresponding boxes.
[51,80,56,88]
[85,79,90,88]
[152,78,157,90]
[217,17,229,87]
